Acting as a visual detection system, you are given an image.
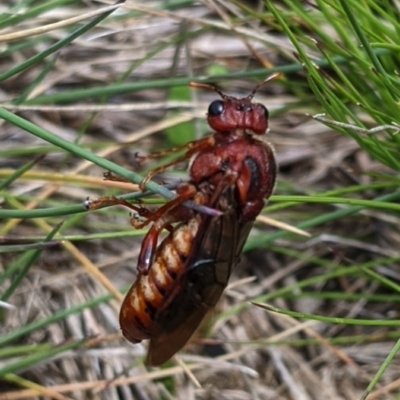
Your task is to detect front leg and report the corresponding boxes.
[139,136,216,190]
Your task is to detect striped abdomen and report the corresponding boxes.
[119,214,201,343]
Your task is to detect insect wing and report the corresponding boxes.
[145,264,217,367]
[146,189,252,366]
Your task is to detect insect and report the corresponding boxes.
[87,74,278,365]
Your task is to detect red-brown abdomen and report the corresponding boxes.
[119,215,201,343]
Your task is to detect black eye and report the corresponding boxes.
[260,104,269,119]
[208,100,224,116]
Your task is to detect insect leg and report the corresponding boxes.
[85,196,143,213]
[136,183,201,274]
[139,136,215,190]
[102,171,132,183]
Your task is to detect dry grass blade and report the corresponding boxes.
[0,2,123,43]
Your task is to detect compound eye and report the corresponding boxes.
[208,100,224,116]
[260,104,269,120]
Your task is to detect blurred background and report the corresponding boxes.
[0,1,399,399]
